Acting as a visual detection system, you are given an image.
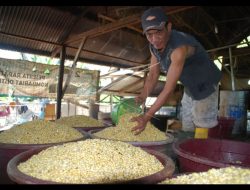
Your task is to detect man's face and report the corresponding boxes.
[145,27,168,51]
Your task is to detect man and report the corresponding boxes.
[131,7,222,139]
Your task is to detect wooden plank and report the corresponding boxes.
[65,14,141,44]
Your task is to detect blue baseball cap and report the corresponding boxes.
[141,7,168,34]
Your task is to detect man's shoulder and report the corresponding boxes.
[171,30,192,39]
[169,30,198,49]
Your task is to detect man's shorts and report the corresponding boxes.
[181,85,219,131]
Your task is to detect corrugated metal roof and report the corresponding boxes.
[0,6,250,94]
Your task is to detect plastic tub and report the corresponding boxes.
[7,147,175,184]
[0,132,88,184]
[172,138,250,173]
[88,129,174,155]
[208,117,235,139]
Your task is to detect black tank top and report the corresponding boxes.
[150,30,222,100]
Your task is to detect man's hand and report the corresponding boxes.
[130,115,148,135]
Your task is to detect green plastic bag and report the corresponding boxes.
[111,98,142,125]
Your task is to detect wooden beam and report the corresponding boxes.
[99,6,192,37]
[56,46,65,119]
[62,37,87,97]
[216,46,250,58]
[199,7,223,46]
[65,13,141,44]
[65,6,197,45]
[98,14,143,33]
[164,6,197,14]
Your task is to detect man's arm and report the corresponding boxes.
[132,45,188,135]
[145,46,188,118]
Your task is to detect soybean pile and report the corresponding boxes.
[18,139,164,184]
[0,120,84,144]
[55,115,104,128]
[94,113,167,142]
[160,166,250,184]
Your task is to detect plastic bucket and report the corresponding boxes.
[111,98,142,125]
[172,138,250,173]
[208,117,235,139]
[0,133,88,184]
[7,147,175,184]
